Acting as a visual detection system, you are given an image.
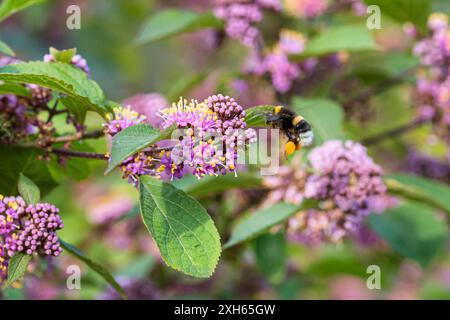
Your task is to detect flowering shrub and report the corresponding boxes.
[0,0,449,301]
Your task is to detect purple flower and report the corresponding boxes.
[205,94,257,170]
[305,140,387,215]
[17,203,64,256]
[104,106,147,136]
[413,13,450,152]
[214,0,281,47]
[0,195,64,284]
[262,163,308,206]
[263,140,389,245]
[264,52,301,93]
[104,96,256,183]
[245,29,342,93]
[158,97,217,133]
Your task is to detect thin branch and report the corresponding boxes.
[361,118,427,146]
[51,148,108,160]
[51,130,104,143]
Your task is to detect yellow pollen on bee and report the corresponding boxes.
[274,106,283,114]
[285,141,296,155]
[292,115,304,126]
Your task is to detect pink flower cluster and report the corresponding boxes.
[104,95,256,184]
[263,140,389,245]
[413,13,450,156]
[246,29,341,93]
[0,195,64,284]
[214,0,281,47]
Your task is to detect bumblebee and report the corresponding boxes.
[266,106,314,155]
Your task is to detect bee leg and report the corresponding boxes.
[266,114,281,125]
[285,140,297,156]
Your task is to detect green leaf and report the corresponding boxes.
[59,240,126,299]
[364,0,431,32]
[368,202,447,266]
[172,173,262,198]
[49,47,76,64]
[4,252,32,287]
[0,39,14,56]
[291,24,377,59]
[0,82,30,97]
[244,105,276,127]
[292,97,344,145]
[351,52,419,82]
[18,173,40,205]
[252,232,287,281]
[135,9,223,45]
[60,96,87,124]
[0,61,108,117]
[106,124,175,174]
[224,201,317,249]
[139,176,221,278]
[0,0,46,23]
[0,145,57,196]
[386,174,450,215]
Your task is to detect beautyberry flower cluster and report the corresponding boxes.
[214,0,282,47]
[263,140,389,245]
[0,195,64,284]
[413,13,450,157]
[104,95,256,185]
[247,29,342,93]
